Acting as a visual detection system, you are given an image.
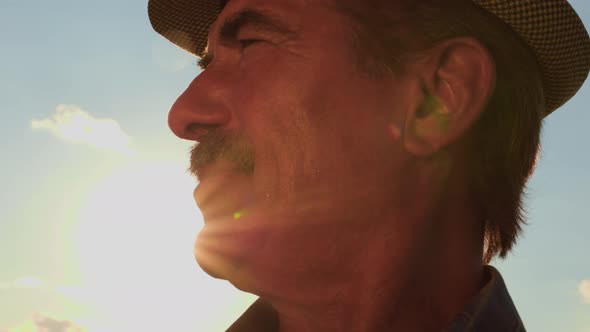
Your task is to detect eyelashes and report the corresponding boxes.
[197,53,213,70]
[238,39,261,48]
[196,39,262,71]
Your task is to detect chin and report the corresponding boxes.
[191,201,274,292]
[195,254,225,280]
[193,224,251,284]
[194,230,227,280]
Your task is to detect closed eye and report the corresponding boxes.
[196,39,264,71]
[239,39,262,48]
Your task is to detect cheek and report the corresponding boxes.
[230,61,317,194]
[228,50,392,194]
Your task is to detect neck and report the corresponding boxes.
[262,189,484,332]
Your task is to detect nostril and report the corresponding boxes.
[186,123,220,141]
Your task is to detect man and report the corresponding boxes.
[149,0,589,331]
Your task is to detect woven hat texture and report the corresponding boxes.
[149,0,590,115]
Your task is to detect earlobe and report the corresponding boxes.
[401,37,495,156]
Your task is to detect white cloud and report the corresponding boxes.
[5,313,85,332]
[33,314,85,332]
[31,104,133,154]
[54,286,93,303]
[579,280,590,304]
[12,277,44,289]
[0,277,44,291]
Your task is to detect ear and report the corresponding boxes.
[402,37,496,156]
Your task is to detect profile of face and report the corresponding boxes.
[167,0,443,292]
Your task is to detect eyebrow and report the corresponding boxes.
[198,9,295,70]
[218,9,295,42]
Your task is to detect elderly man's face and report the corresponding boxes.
[168,0,415,283]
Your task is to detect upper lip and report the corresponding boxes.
[193,165,228,204]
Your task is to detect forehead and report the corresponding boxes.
[207,0,331,42]
[219,0,310,18]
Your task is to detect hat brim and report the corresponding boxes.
[149,0,220,57]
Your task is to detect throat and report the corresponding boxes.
[272,268,484,332]
[263,241,485,332]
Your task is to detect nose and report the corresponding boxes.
[168,71,232,141]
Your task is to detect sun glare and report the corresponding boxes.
[60,160,255,331]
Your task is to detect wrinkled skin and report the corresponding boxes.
[170,0,413,286]
[167,0,491,331]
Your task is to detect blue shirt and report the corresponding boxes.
[227,266,525,332]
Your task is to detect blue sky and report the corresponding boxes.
[0,0,589,331]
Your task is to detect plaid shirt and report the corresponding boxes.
[227,266,525,332]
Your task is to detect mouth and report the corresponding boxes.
[193,161,254,223]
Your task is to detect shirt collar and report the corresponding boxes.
[227,266,525,332]
[444,265,526,332]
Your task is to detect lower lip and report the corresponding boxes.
[193,168,251,223]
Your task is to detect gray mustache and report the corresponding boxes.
[189,131,256,180]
